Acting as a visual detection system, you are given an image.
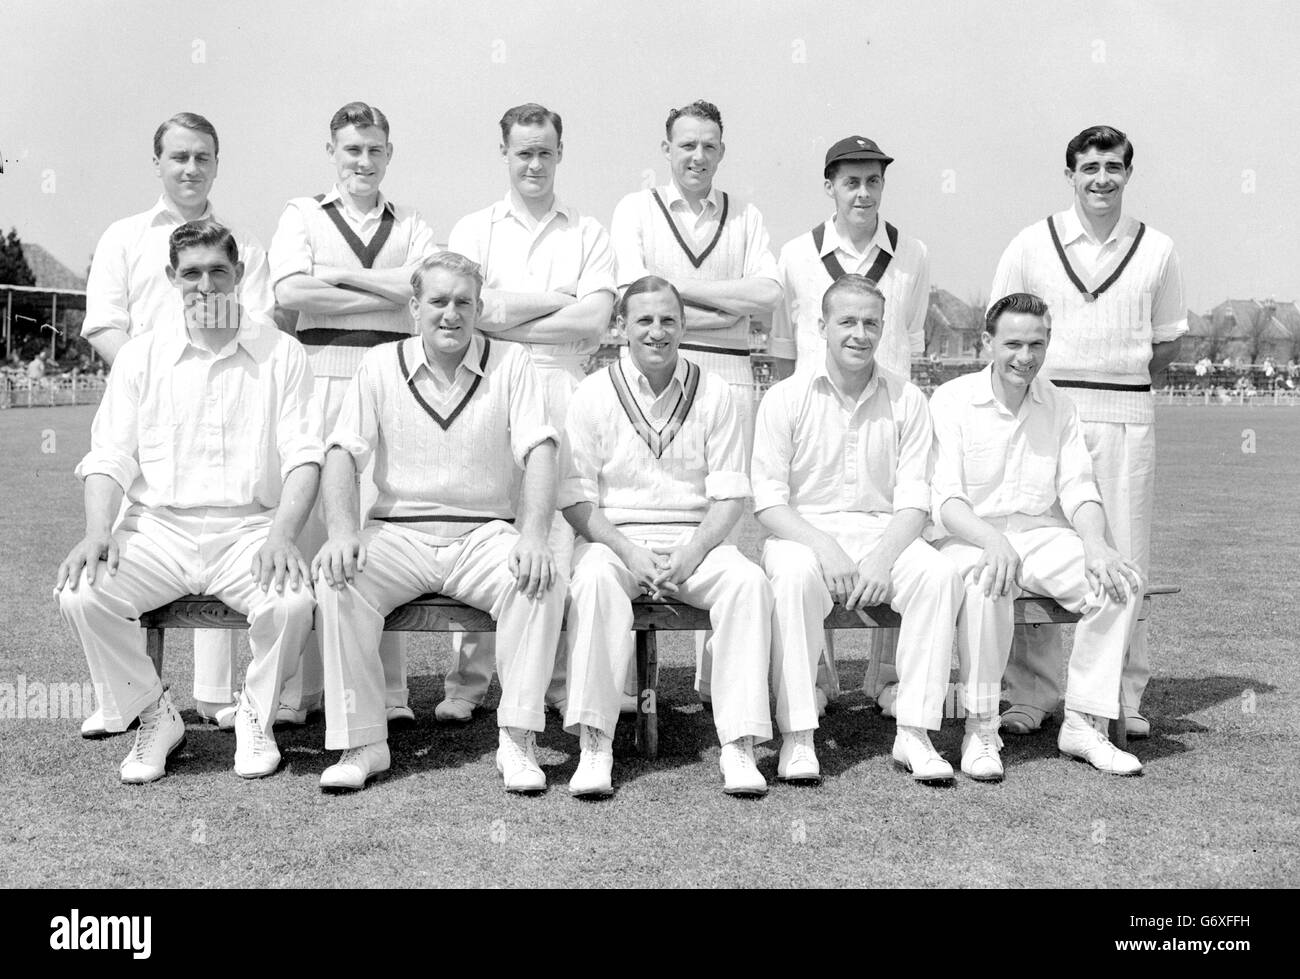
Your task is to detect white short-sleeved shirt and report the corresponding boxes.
[772,217,929,375]
[329,334,556,538]
[560,350,751,526]
[76,315,323,510]
[447,193,616,367]
[83,196,273,344]
[928,365,1103,535]
[751,362,931,518]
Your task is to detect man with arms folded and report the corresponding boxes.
[80,111,275,737]
[437,102,616,723]
[772,134,932,720]
[313,253,564,794]
[270,101,439,728]
[754,275,959,785]
[930,293,1144,780]
[609,99,781,704]
[56,222,322,783]
[560,275,773,798]
[990,126,1185,740]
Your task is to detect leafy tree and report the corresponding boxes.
[0,227,36,286]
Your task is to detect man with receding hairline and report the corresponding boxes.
[755,274,959,785]
[438,102,616,723]
[270,101,439,728]
[560,275,773,798]
[79,111,276,738]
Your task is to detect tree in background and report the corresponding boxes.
[0,228,36,286]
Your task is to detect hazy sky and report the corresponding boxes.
[2,0,1297,312]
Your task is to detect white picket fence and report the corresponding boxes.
[0,373,108,409]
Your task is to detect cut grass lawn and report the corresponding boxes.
[1,404,1297,887]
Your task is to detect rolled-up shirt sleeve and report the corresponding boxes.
[1151,246,1188,343]
[749,384,792,512]
[75,341,143,491]
[892,384,933,513]
[82,225,130,341]
[610,193,650,288]
[577,221,618,300]
[268,202,315,287]
[907,244,930,357]
[927,385,972,532]
[506,347,558,468]
[768,250,798,361]
[741,204,782,286]
[558,385,601,509]
[326,358,381,472]
[237,236,276,324]
[405,209,441,268]
[988,235,1026,309]
[703,380,751,500]
[1055,401,1103,519]
[275,336,326,478]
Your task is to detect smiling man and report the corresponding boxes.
[930,293,1145,779]
[437,103,617,723]
[753,275,960,785]
[312,252,564,793]
[269,102,439,728]
[989,126,1186,740]
[56,221,322,784]
[560,276,773,798]
[78,112,277,740]
[771,134,933,721]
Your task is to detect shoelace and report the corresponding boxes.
[126,704,166,762]
[339,746,367,766]
[501,731,535,767]
[970,730,1003,758]
[727,738,755,768]
[791,741,816,766]
[581,727,606,755]
[242,706,272,753]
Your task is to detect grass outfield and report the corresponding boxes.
[1,404,1297,888]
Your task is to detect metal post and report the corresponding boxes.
[49,294,58,359]
[3,290,10,361]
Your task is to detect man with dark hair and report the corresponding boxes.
[269,101,439,727]
[56,222,322,784]
[312,252,564,793]
[771,134,933,720]
[989,126,1186,740]
[437,102,616,722]
[929,293,1144,778]
[610,99,781,705]
[755,275,959,784]
[79,111,275,738]
[560,275,773,798]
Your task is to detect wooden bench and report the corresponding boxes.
[140,586,1177,759]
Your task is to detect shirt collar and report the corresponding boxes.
[159,310,276,365]
[619,346,689,396]
[407,332,487,379]
[820,215,893,258]
[493,190,574,226]
[811,356,886,405]
[661,181,722,214]
[319,184,392,219]
[1057,205,1136,247]
[148,194,215,227]
[971,363,1046,408]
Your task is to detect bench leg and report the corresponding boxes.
[819,629,843,700]
[146,628,165,682]
[635,629,659,760]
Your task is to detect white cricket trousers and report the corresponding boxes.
[443,357,580,708]
[563,526,773,747]
[57,504,314,734]
[1004,422,1154,712]
[314,521,565,750]
[941,523,1142,720]
[764,514,960,733]
[279,374,407,713]
[680,347,756,700]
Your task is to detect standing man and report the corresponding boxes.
[609,99,782,702]
[270,101,439,726]
[771,135,932,717]
[560,276,773,798]
[930,293,1145,778]
[79,112,275,738]
[436,102,616,722]
[754,275,959,784]
[990,126,1186,739]
[312,253,564,793]
[56,222,322,783]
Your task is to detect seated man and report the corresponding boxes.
[560,275,773,798]
[929,292,1145,780]
[313,252,564,794]
[753,275,961,785]
[56,221,322,784]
